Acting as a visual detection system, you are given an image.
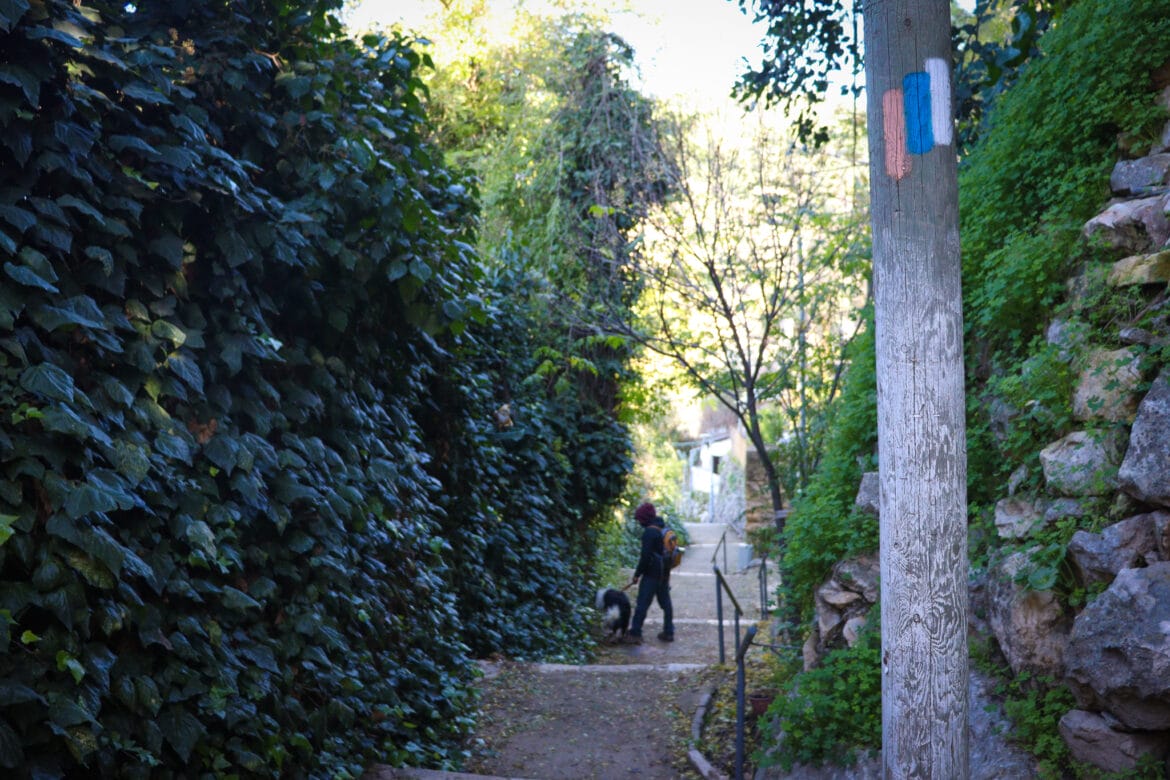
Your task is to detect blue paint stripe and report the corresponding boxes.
[903,71,934,155]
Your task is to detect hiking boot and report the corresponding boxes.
[621,634,643,645]
[657,632,674,642]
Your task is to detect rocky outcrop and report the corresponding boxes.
[803,553,878,670]
[986,549,1070,678]
[1039,429,1125,496]
[1119,371,1170,507]
[1081,193,1170,253]
[1108,248,1170,286]
[1059,710,1170,774]
[975,120,1170,771]
[994,495,1046,539]
[1063,563,1170,732]
[1071,347,1143,422]
[1067,512,1164,587]
[1109,153,1170,195]
[854,471,880,516]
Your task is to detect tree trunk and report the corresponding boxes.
[863,1,969,777]
[744,407,786,534]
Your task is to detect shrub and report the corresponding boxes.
[760,614,881,771]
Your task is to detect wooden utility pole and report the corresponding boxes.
[862,1,969,777]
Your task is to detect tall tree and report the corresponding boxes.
[632,112,868,532]
[863,1,968,776]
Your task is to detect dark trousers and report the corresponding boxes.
[630,575,673,637]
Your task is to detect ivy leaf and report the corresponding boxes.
[156,144,199,170]
[151,319,186,346]
[154,431,192,463]
[33,222,72,253]
[0,0,31,34]
[214,229,250,267]
[203,434,238,473]
[185,520,215,556]
[55,650,86,683]
[409,257,432,282]
[0,284,23,329]
[159,707,205,762]
[1,123,32,165]
[120,82,171,105]
[27,25,82,49]
[47,695,97,728]
[0,203,36,233]
[83,644,116,690]
[166,352,203,393]
[84,245,114,274]
[4,260,59,292]
[100,376,135,408]
[20,363,75,402]
[221,587,260,612]
[33,295,107,331]
[0,718,21,769]
[0,514,15,546]
[0,681,44,706]
[61,481,118,519]
[63,549,115,588]
[0,64,39,105]
[111,440,151,484]
[149,233,184,267]
[109,134,160,158]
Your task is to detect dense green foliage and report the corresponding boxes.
[416,3,677,593]
[0,0,639,774]
[766,0,1170,766]
[960,0,1170,361]
[776,319,877,618]
[423,7,674,308]
[760,615,881,771]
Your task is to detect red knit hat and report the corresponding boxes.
[634,502,656,525]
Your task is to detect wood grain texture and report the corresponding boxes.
[863,0,970,777]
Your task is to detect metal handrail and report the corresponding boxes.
[711,525,729,572]
[713,565,743,665]
[735,624,760,780]
[758,551,773,618]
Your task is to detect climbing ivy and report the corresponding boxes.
[0,0,639,774]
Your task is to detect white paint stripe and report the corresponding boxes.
[926,57,953,146]
[533,663,708,673]
[639,617,748,626]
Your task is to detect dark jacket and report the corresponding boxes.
[633,517,667,580]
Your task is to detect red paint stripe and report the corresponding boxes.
[883,89,910,180]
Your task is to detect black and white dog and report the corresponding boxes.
[595,587,631,640]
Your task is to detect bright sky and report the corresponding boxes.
[344,0,771,105]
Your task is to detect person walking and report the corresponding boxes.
[624,502,675,644]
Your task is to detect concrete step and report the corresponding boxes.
[365,768,533,780]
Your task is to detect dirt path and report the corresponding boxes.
[464,660,709,779]
[459,523,763,780]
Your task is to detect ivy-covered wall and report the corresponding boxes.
[0,0,632,775]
